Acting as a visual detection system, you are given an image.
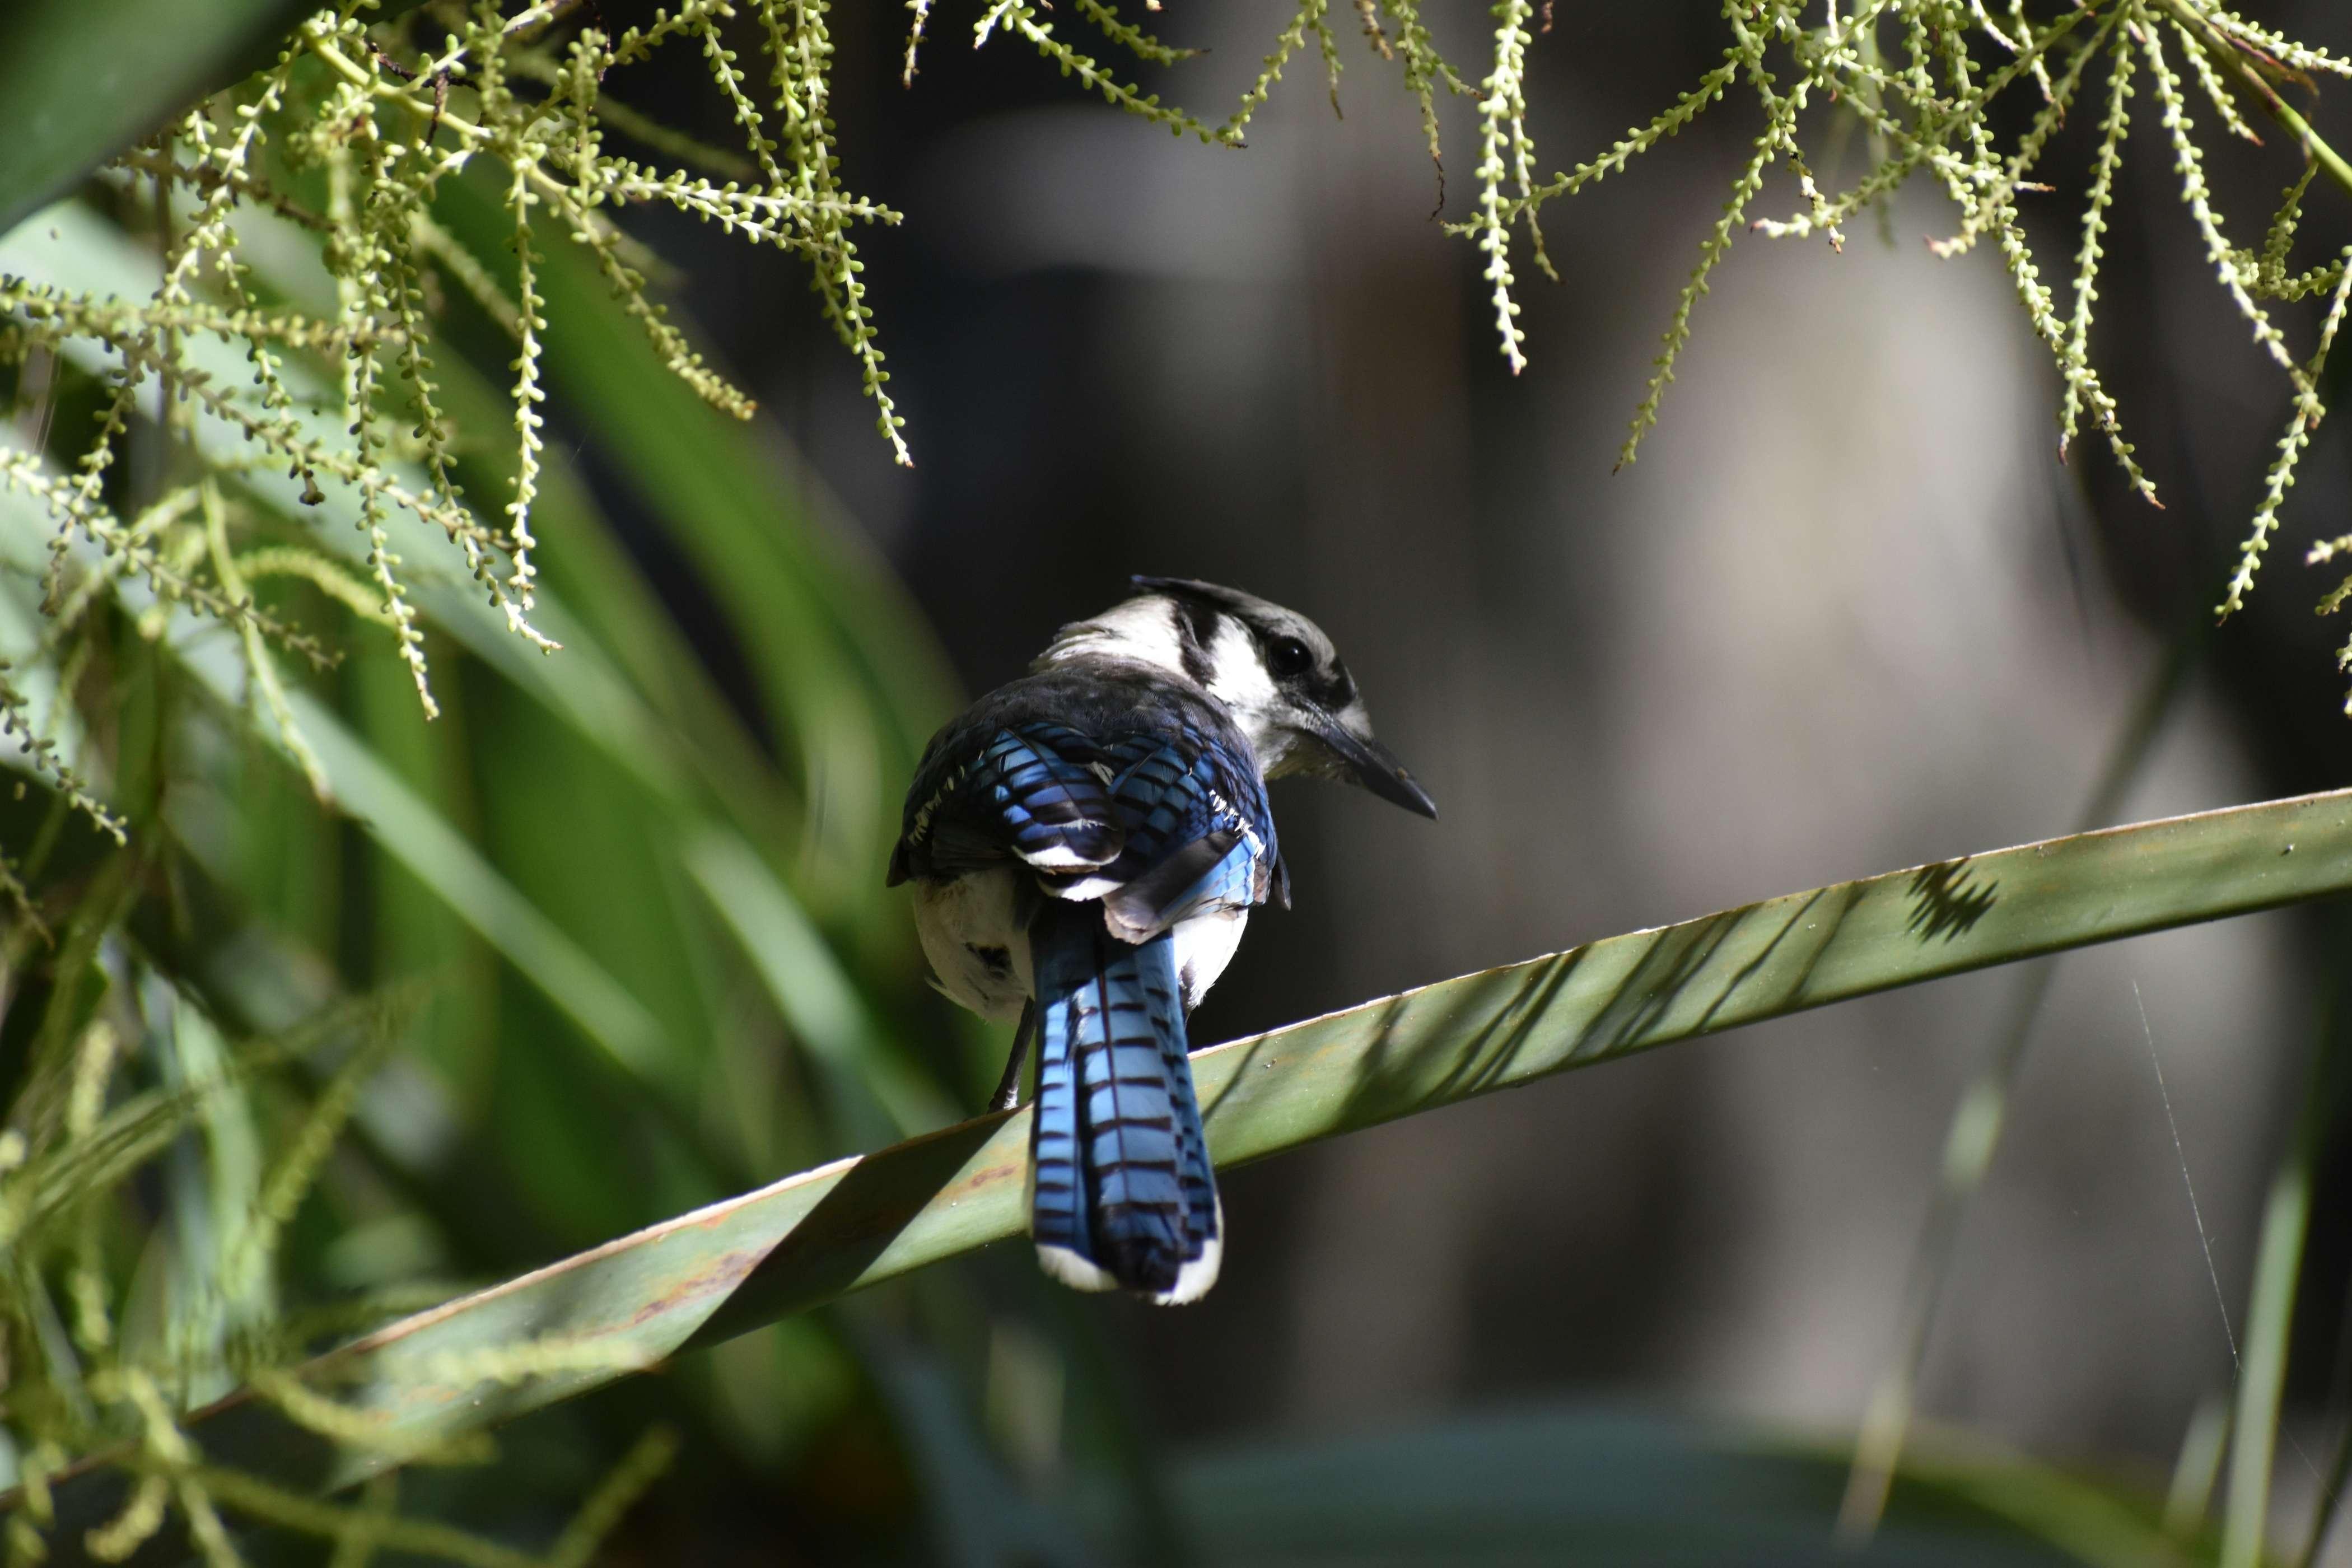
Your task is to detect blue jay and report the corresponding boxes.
[889,578,1435,1303]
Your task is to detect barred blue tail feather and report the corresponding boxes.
[1027,902,1222,1304]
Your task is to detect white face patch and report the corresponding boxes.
[1033,591,1323,778]
[1201,615,1298,770]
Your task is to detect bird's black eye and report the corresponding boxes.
[1267,636,1313,679]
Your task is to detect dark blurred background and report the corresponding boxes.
[575,0,2352,1547]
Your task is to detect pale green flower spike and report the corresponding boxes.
[4,0,917,762]
[11,0,2352,794]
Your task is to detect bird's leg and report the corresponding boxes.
[988,1001,1036,1113]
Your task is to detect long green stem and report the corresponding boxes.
[2223,962,2344,1568]
[1840,625,2200,1539]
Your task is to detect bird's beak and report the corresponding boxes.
[1310,711,1438,819]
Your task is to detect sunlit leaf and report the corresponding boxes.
[16,784,2350,1550]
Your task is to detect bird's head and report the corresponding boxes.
[1040,576,1437,819]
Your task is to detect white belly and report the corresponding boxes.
[1170,908,1248,1013]
[914,871,1249,1021]
[912,868,1034,1022]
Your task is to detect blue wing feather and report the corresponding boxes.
[891,669,1276,902]
[894,721,1123,881]
[1091,732,1272,936]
